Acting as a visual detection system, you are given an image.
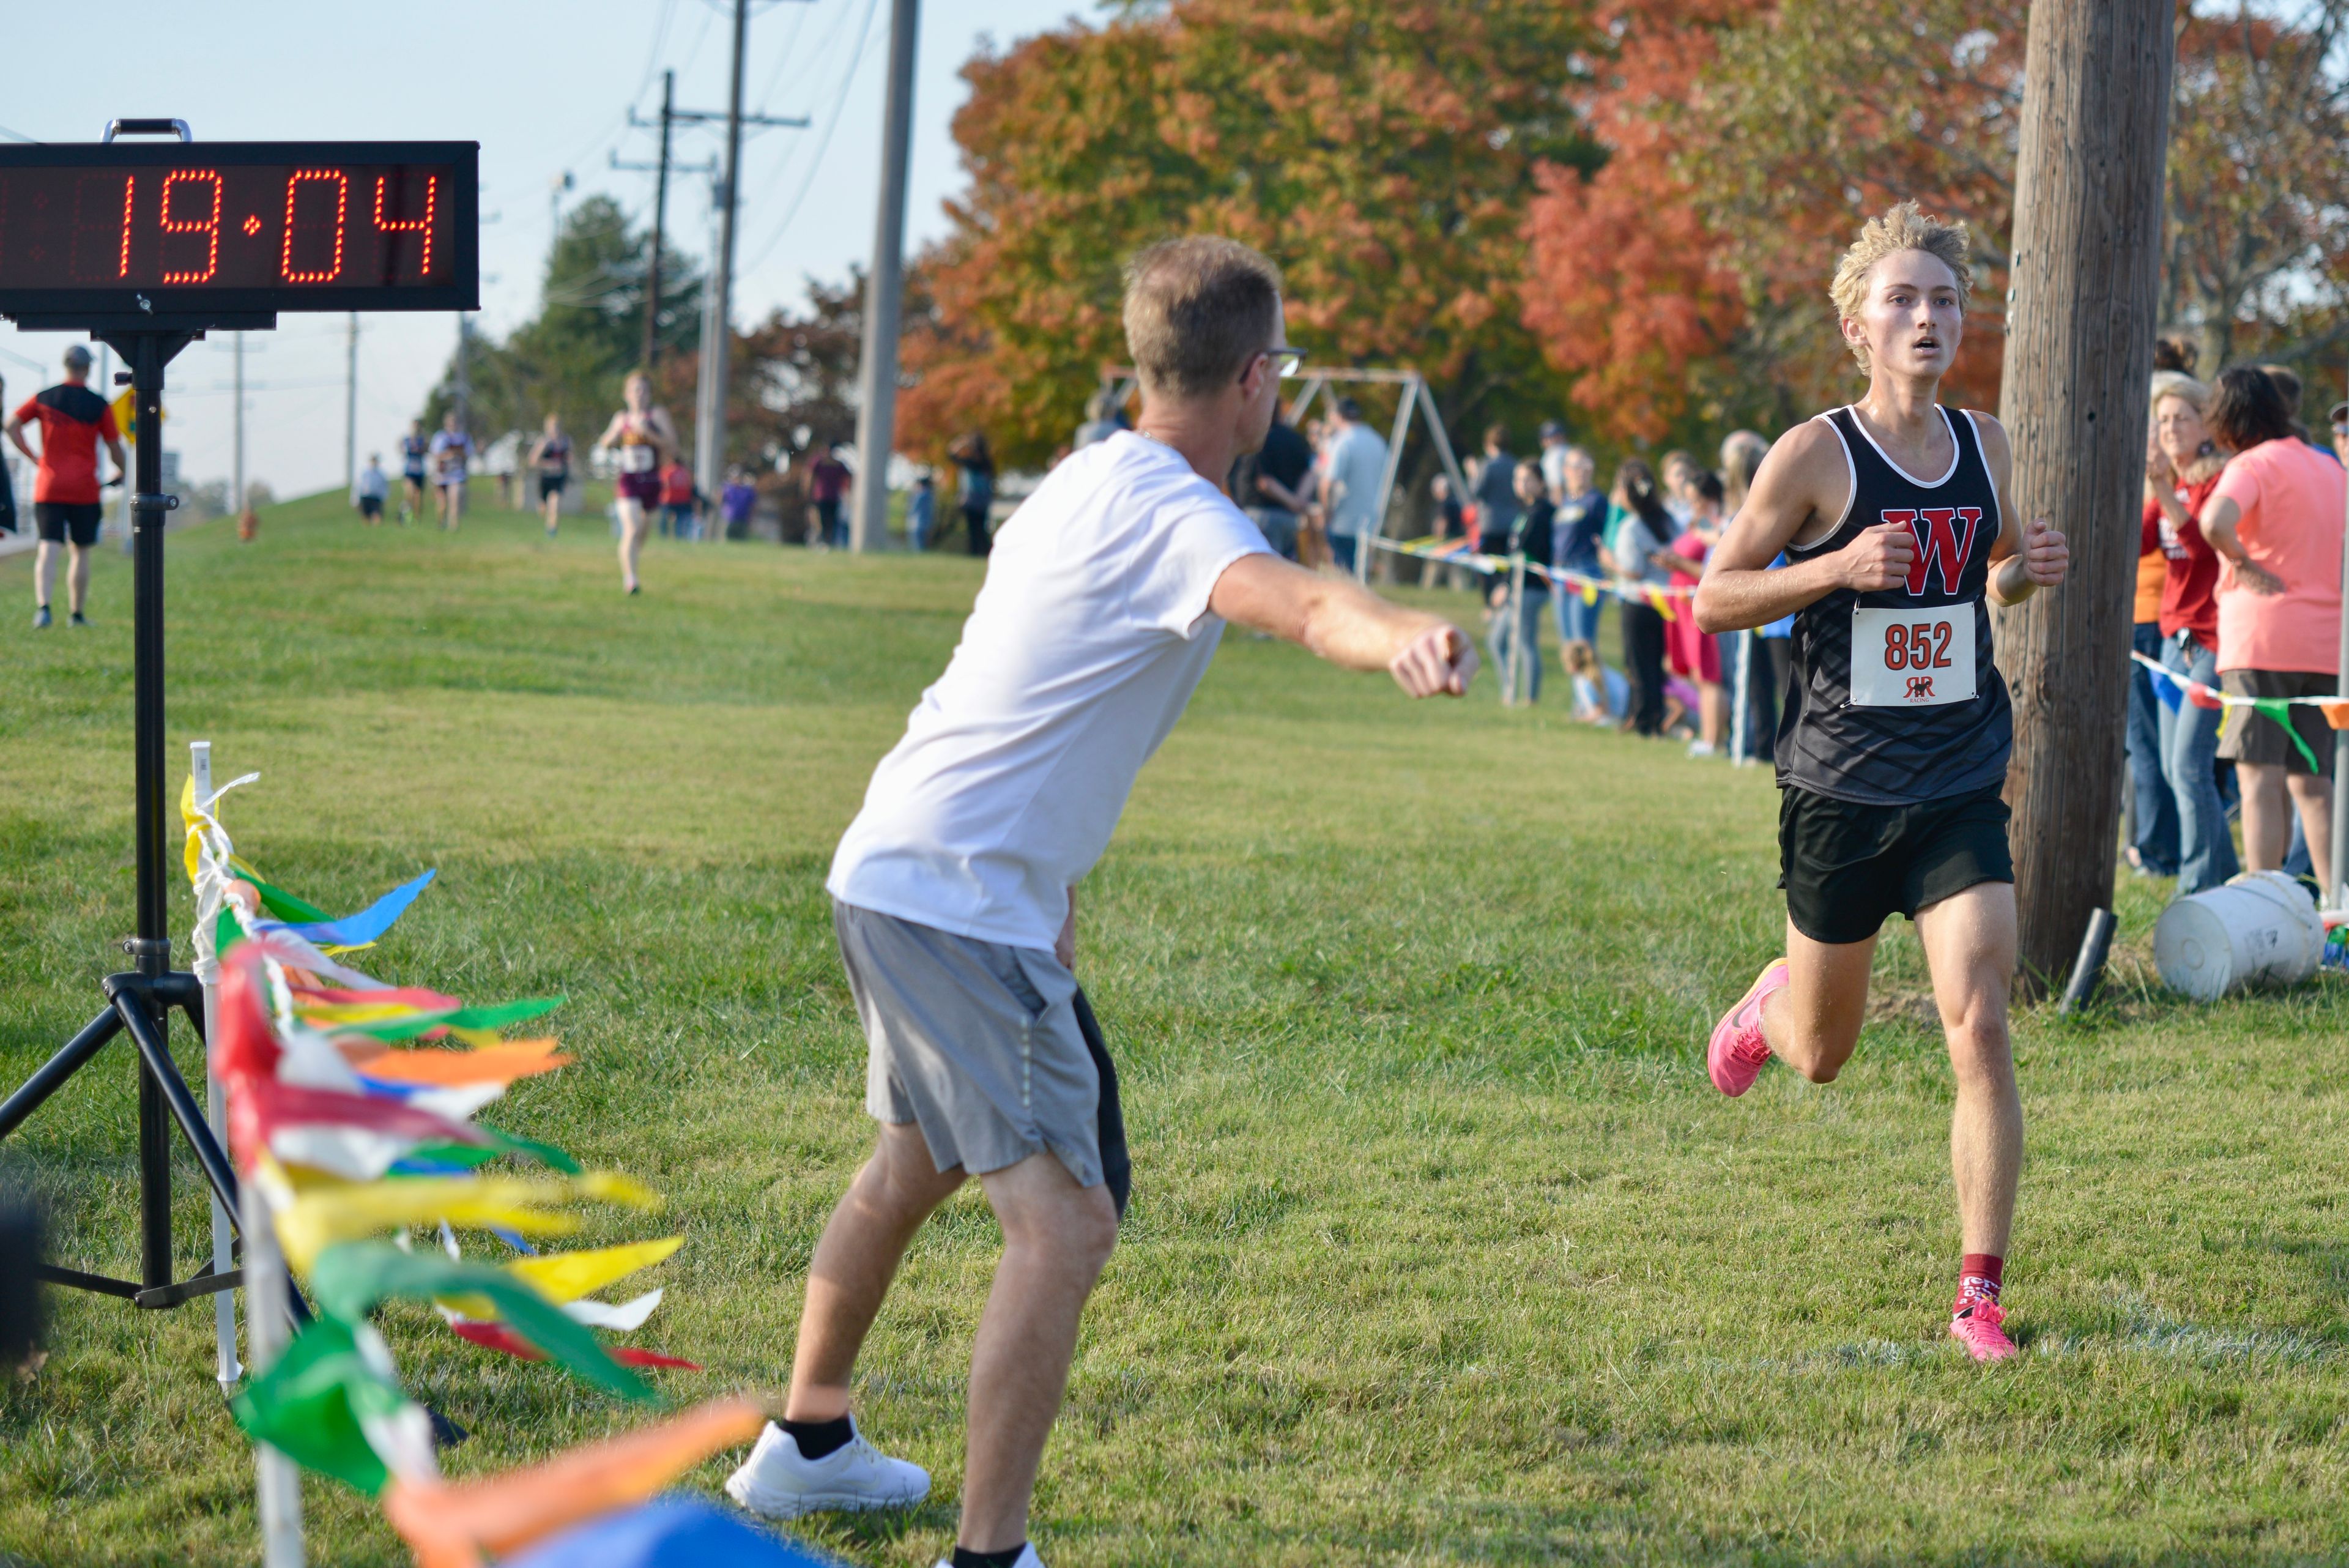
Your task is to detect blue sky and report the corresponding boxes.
[0,0,1095,498]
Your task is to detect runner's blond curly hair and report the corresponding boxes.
[1829,202,1973,374]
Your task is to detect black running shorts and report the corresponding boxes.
[34,502,103,548]
[538,474,566,501]
[1778,781,2013,945]
[2216,668,2336,778]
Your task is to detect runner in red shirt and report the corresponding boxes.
[3,344,125,628]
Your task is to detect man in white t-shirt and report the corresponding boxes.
[725,237,1476,1568]
[1319,396,1390,575]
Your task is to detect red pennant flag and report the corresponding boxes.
[449,1319,702,1371]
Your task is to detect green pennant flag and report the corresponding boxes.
[335,996,566,1042]
[391,1139,502,1173]
[230,1316,415,1496]
[309,1241,656,1403]
[214,905,244,956]
[2251,698,2324,771]
[232,869,334,924]
[391,1127,582,1178]
[481,1124,583,1175]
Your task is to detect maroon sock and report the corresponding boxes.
[1956,1253,2003,1312]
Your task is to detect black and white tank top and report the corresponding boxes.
[1776,404,2012,806]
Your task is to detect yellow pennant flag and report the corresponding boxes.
[436,1235,684,1321]
[273,1169,659,1275]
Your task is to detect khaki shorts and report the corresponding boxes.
[833,901,1128,1211]
[2217,669,2337,777]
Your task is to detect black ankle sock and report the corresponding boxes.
[780,1414,853,1461]
[950,1546,1028,1568]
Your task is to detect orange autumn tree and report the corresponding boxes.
[1523,1,2349,448]
[1522,0,2025,448]
[898,1,1601,470]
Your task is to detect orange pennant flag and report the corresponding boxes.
[380,1397,768,1568]
[2320,700,2349,731]
[346,1039,571,1087]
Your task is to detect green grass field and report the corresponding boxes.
[3,489,2348,1567]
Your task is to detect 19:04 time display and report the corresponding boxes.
[0,160,455,291]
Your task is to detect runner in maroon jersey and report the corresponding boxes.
[4,345,125,629]
[1693,203,2069,1362]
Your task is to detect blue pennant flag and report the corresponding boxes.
[271,870,436,947]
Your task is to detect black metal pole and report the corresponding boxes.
[127,331,184,1291]
[644,69,672,373]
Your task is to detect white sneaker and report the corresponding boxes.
[932,1547,1045,1568]
[724,1419,930,1519]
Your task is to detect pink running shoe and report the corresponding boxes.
[1707,959,1789,1097]
[1950,1298,2018,1362]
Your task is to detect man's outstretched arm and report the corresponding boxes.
[1208,553,1476,696]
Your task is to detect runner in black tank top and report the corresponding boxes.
[1779,403,2011,803]
[1682,204,2071,1364]
[529,413,573,537]
[398,420,429,524]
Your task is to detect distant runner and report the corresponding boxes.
[1693,204,2069,1363]
[4,344,125,628]
[355,453,390,526]
[593,371,677,595]
[398,419,430,524]
[428,412,476,530]
[528,413,573,537]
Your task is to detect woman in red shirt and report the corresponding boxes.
[2142,371,2235,893]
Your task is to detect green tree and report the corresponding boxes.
[423,196,704,446]
[898,0,1603,470]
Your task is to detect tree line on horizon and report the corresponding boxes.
[437,0,2349,494]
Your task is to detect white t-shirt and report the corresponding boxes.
[828,432,1272,949]
[1540,442,1570,500]
[1324,422,1389,537]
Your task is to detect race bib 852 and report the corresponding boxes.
[1850,606,1975,707]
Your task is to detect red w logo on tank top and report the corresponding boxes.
[1877,507,1982,596]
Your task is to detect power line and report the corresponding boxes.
[752,0,836,114]
[631,0,682,116]
[737,0,885,278]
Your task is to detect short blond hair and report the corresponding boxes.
[2150,370,2209,415]
[1829,202,1973,373]
[1122,237,1283,401]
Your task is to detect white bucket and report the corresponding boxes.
[2153,870,2324,1001]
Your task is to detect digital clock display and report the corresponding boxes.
[0,141,478,321]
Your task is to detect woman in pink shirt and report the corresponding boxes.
[2200,365,2346,890]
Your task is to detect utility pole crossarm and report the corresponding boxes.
[662,110,811,129]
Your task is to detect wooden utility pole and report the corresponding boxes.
[1997,0,2175,992]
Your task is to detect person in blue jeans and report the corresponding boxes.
[2144,372,2238,894]
[1550,445,1606,647]
[2126,615,2181,876]
[1487,462,1553,702]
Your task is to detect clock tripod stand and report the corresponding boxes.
[0,323,288,1320]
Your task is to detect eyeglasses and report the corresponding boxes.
[1266,347,1307,380]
